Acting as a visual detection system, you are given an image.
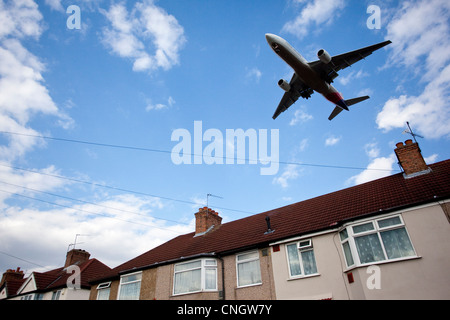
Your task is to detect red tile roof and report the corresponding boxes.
[36,259,112,290]
[5,258,111,298]
[2,279,25,297]
[92,159,450,283]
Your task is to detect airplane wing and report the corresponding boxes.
[309,40,392,83]
[272,73,314,120]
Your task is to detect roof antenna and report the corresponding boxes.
[68,234,91,251]
[403,121,423,144]
[207,194,223,208]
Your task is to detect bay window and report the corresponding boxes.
[339,215,416,268]
[173,259,217,295]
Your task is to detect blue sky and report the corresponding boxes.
[0,0,449,273]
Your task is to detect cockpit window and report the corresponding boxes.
[272,43,280,53]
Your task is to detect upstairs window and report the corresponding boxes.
[118,272,142,300]
[96,282,111,300]
[339,215,416,268]
[236,251,262,287]
[286,239,318,278]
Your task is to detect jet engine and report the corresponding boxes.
[278,79,291,92]
[318,49,332,64]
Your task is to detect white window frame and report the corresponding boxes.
[236,251,262,288]
[96,282,111,300]
[173,259,217,296]
[339,214,417,269]
[117,272,142,300]
[51,289,62,300]
[285,239,319,279]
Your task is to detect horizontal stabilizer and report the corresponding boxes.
[345,95,370,106]
[328,96,370,121]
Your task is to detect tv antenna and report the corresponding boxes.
[402,121,423,143]
[67,234,91,251]
[207,194,223,208]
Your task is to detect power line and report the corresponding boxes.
[0,131,397,172]
[0,188,185,234]
[0,162,257,215]
[0,250,48,270]
[0,181,268,243]
[0,180,189,226]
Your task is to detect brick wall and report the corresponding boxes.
[394,139,429,176]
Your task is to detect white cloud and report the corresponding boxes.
[325,135,341,146]
[44,0,64,12]
[272,164,300,188]
[377,0,450,139]
[364,142,380,159]
[424,153,438,164]
[146,96,175,111]
[289,106,313,126]
[0,164,69,204]
[0,193,194,270]
[298,138,309,152]
[338,69,369,86]
[101,0,186,73]
[0,2,73,163]
[376,65,450,139]
[245,67,262,83]
[0,0,43,40]
[282,0,346,39]
[347,154,396,186]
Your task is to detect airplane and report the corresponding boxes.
[265,33,391,120]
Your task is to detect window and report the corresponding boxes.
[34,293,44,300]
[173,259,217,295]
[339,215,416,268]
[51,290,62,300]
[286,239,318,278]
[96,282,111,300]
[339,228,355,267]
[236,251,262,287]
[118,272,142,300]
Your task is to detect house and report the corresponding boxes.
[0,249,111,300]
[89,139,450,300]
[88,207,277,300]
[269,140,450,299]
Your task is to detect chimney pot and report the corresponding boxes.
[394,140,429,177]
[1,267,25,287]
[195,207,222,235]
[64,249,90,268]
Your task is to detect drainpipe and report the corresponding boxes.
[217,255,225,300]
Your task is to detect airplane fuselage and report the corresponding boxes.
[266,34,347,110]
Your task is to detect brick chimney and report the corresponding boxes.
[0,267,24,287]
[64,249,90,268]
[195,207,222,236]
[394,139,430,177]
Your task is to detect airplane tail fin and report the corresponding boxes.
[328,96,370,121]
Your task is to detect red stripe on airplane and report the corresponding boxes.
[325,92,344,104]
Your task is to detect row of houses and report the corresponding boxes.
[2,140,450,300]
